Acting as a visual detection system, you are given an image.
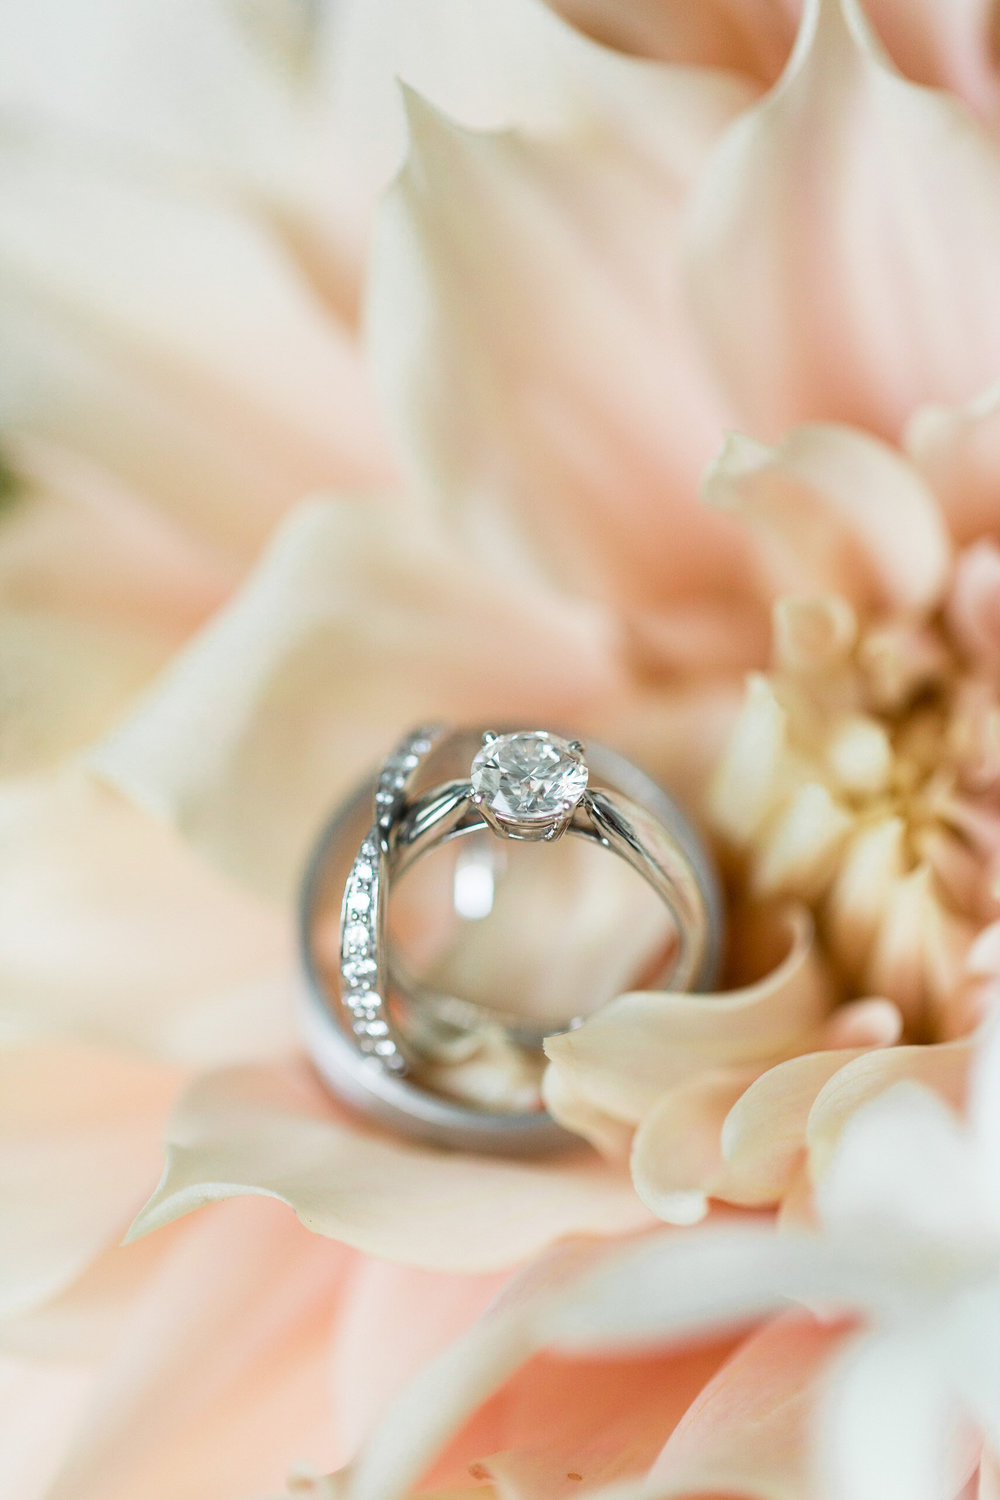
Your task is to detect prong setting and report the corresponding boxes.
[469,730,588,842]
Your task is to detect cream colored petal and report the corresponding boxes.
[330,0,765,185]
[685,0,1000,439]
[631,1069,759,1224]
[650,1313,851,1500]
[544,907,831,1128]
[906,381,1000,545]
[751,781,853,902]
[825,817,907,979]
[719,1049,872,1209]
[703,425,951,614]
[772,593,857,675]
[44,1196,355,1500]
[968,1019,1000,1226]
[0,1043,181,1322]
[861,866,977,1033]
[128,1062,653,1272]
[0,0,336,211]
[0,141,387,561]
[93,496,621,897]
[806,1040,974,1182]
[820,1328,980,1500]
[368,78,759,612]
[709,673,794,846]
[0,774,294,1063]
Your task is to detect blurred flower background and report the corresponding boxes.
[1,0,999,1496]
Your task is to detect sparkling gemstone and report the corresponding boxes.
[470,731,588,825]
[346,885,371,917]
[343,922,371,955]
[342,956,377,987]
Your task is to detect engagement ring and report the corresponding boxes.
[300,726,724,1152]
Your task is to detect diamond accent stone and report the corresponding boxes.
[470,731,588,825]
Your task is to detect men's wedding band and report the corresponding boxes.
[300,726,724,1153]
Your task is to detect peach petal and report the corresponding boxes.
[649,1313,852,1500]
[344,1226,882,1500]
[0,775,293,1063]
[0,141,386,560]
[93,496,621,897]
[906,381,1000,546]
[702,425,951,614]
[368,80,758,612]
[128,1062,654,1272]
[685,0,1000,441]
[459,1339,740,1500]
[45,1197,354,1500]
[543,908,831,1128]
[329,1259,510,1466]
[820,996,903,1050]
[631,1069,758,1223]
[0,1044,181,1322]
[806,1039,974,1180]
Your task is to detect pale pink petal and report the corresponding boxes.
[368,76,760,614]
[0,775,293,1063]
[93,496,621,896]
[0,1044,181,1322]
[650,1312,852,1500]
[821,1328,981,1500]
[0,1354,97,1500]
[44,1197,353,1500]
[544,907,831,1131]
[806,1042,974,1178]
[702,425,951,615]
[685,0,1000,440]
[906,383,1000,545]
[128,1061,653,1272]
[0,141,387,561]
[860,0,1000,121]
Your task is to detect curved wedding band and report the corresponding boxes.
[299,726,724,1153]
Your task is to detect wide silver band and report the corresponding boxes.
[299,726,724,1153]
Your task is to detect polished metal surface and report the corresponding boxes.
[299,725,724,1153]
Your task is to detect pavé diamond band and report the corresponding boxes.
[299,726,724,1153]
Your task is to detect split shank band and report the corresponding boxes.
[300,725,724,1153]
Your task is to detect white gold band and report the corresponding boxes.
[299,725,724,1153]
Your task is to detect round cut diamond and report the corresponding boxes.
[470,731,588,827]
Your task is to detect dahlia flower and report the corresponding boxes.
[1,0,998,1497]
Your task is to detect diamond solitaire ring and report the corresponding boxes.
[300,726,724,1153]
